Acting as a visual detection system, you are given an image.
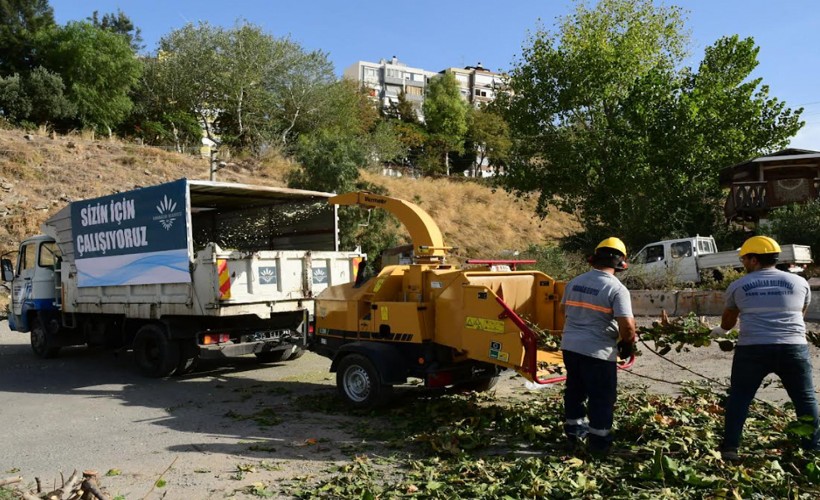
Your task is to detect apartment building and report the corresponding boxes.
[440,63,506,106]
[343,57,437,120]
[344,57,507,120]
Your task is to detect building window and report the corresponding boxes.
[363,67,379,83]
[474,89,488,97]
[386,68,403,79]
[406,86,422,96]
[411,73,424,82]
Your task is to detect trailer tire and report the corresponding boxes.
[336,354,392,408]
[453,376,500,394]
[30,317,60,359]
[133,324,179,377]
[255,348,292,363]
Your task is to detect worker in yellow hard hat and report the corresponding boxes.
[559,237,636,454]
[711,235,818,462]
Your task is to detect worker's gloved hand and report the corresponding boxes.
[617,340,635,360]
[710,326,729,339]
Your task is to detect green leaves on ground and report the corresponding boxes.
[638,312,737,354]
[289,384,820,499]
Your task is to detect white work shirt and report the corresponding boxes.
[725,267,810,346]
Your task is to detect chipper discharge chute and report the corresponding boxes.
[309,192,632,408]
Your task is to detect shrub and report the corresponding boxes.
[765,200,820,258]
[519,244,587,281]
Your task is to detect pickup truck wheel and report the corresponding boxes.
[133,325,179,377]
[289,347,306,360]
[336,354,392,408]
[30,317,60,359]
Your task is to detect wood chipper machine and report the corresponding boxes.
[309,192,627,408]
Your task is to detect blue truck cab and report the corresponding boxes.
[2,235,61,334]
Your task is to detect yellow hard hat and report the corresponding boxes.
[596,237,627,257]
[739,235,781,256]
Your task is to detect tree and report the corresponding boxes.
[89,9,144,52]
[423,72,469,175]
[466,107,511,176]
[39,21,141,134]
[266,40,335,145]
[147,22,336,154]
[0,66,75,124]
[499,0,802,248]
[384,89,419,124]
[0,0,56,76]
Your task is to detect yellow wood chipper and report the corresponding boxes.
[309,192,595,407]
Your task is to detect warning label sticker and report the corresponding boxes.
[465,316,505,333]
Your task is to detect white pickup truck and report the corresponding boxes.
[1,179,364,377]
[629,235,812,284]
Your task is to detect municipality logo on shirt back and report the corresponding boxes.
[155,195,179,230]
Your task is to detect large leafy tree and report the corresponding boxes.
[0,0,55,76]
[142,22,336,154]
[500,0,802,248]
[39,21,141,134]
[423,72,469,175]
[0,66,75,124]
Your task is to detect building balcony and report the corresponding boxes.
[724,178,819,220]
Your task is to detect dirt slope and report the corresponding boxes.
[0,128,579,310]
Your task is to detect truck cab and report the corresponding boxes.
[630,236,718,284]
[2,235,61,333]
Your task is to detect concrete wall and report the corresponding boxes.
[632,290,820,320]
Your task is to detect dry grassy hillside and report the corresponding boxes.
[0,128,579,309]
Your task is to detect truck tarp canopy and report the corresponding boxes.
[186,180,338,252]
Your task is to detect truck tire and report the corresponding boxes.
[30,317,60,359]
[336,354,392,408]
[175,339,200,375]
[133,324,179,377]
[289,346,306,360]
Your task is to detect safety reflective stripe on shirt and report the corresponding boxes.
[564,300,614,314]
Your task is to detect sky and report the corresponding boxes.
[49,0,820,149]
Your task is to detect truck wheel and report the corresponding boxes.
[30,317,60,359]
[336,354,392,408]
[289,347,306,360]
[453,376,500,394]
[175,339,200,375]
[133,324,179,377]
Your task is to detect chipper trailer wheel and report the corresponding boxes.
[336,354,392,408]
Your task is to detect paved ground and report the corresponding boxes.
[3,317,820,498]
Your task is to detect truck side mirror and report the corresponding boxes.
[1,258,13,282]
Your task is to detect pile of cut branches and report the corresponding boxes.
[0,470,109,500]
[638,311,736,354]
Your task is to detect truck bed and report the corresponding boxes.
[697,244,812,270]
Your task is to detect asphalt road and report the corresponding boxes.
[0,319,362,499]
